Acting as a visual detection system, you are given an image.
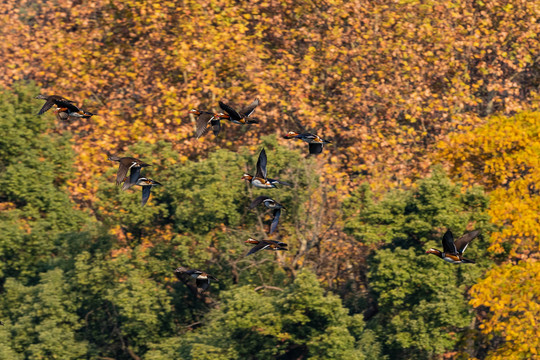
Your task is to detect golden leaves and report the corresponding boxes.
[0,0,538,204]
[436,112,540,257]
[470,260,540,359]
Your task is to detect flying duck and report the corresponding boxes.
[250,196,284,234]
[245,238,288,256]
[108,155,151,190]
[36,94,95,120]
[283,131,331,155]
[36,95,76,115]
[426,229,480,264]
[174,266,218,291]
[218,98,260,125]
[54,106,95,122]
[189,109,221,138]
[242,149,290,189]
[135,177,161,206]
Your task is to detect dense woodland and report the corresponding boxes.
[0,0,539,359]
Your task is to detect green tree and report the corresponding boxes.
[0,269,88,359]
[343,168,493,359]
[146,270,382,360]
[0,82,87,280]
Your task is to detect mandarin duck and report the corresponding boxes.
[108,155,151,190]
[135,177,161,206]
[174,266,218,291]
[242,149,290,189]
[283,131,331,155]
[245,238,288,256]
[189,109,221,138]
[217,98,260,125]
[426,229,480,264]
[250,195,284,234]
[36,94,95,120]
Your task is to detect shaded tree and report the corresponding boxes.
[343,168,492,359]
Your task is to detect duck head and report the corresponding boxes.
[245,238,260,245]
[241,173,253,181]
[108,155,122,161]
[174,266,189,273]
[283,131,300,139]
[426,248,443,257]
[136,178,162,186]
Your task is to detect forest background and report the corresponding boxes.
[0,0,539,359]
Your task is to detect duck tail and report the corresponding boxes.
[461,258,475,264]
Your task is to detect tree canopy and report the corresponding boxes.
[0,0,539,357]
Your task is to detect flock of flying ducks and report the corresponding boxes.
[34,95,481,293]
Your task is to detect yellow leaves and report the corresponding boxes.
[470,260,540,358]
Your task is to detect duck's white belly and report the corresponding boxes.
[252,179,273,188]
[442,254,461,264]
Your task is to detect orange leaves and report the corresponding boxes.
[0,0,539,202]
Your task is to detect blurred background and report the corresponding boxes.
[0,0,538,359]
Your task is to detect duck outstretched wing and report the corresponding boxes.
[308,143,323,155]
[255,149,267,179]
[141,186,152,206]
[218,101,241,121]
[247,242,269,256]
[239,98,259,118]
[455,230,480,254]
[195,112,214,138]
[442,230,458,255]
[270,208,282,234]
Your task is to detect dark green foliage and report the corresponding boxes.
[95,135,316,238]
[0,82,87,279]
[343,167,493,359]
[146,270,383,360]
[343,168,490,247]
[0,269,88,359]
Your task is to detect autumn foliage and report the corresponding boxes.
[437,111,540,359]
[1,0,540,198]
[0,0,539,359]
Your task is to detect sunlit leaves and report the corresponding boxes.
[437,111,540,256]
[1,0,539,198]
[470,260,540,360]
[437,111,540,358]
